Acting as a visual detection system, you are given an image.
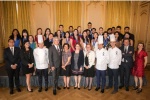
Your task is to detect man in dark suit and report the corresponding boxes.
[119,38,134,91]
[4,38,21,94]
[49,37,62,95]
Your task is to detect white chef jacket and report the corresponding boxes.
[108,47,122,69]
[84,50,95,68]
[95,48,109,70]
[33,47,49,69]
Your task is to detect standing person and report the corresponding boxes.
[71,43,84,90]
[77,26,82,37]
[49,37,62,95]
[70,29,80,53]
[91,32,98,51]
[114,31,122,48]
[4,38,21,94]
[95,35,109,93]
[62,31,70,46]
[119,39,134,91]
[107,34,122,94]
[62,43,72,89]
[44,28,51,40]
[57,25,65,38]
[81,30,90,51]
[35,28,44,44]
[116,26,123,39]
[132,42,148,93]
[98,27,103,36]
[21,29,29,46]
[9,29,21,48]
[20,40,34,92]
[69,26,74,36]
[29,35,36,50]
[103,31,110,49]
[33,35,49,92]
[84,44,95,90]
[44,33,53,48]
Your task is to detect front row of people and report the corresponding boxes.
[4,35,148,95]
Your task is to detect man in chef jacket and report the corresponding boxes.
[106,34,122,94]
[33,35,49,92]
[95,35,109,93]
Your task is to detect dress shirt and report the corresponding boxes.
[10,47,14,55]
[108,47,122,69]
[95,48,109,70]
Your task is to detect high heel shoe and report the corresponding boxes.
[63,87,66,89]
[74,86,77,89]
[136,88,142,93]
[27,88,33,92]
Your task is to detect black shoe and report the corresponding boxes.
[45,87,48,91]
[95,87,100,91]
[119,85,124,89]
[101,89,104,93]
[78,88,80,90]
[111,90,118,94]
[106,86,112,89]
[133,86,138,90]
[53,89,56,95]
[126,87,129,91]
[67,87,70,89]
[10,89,14,94]
[16,88,21,92]
[57,87,61,90]
[63,87,66,89]
[88,88,91,91]
[27,88,33,92]
[38,87,42,92]
[74,87,77,89]
[136,88,142,93]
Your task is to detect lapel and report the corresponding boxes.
[53,45,59,55]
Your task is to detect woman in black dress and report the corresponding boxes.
[84,44,95,90]
[71,43,84,89]
[20,40,34,92]
[62,43,72,89]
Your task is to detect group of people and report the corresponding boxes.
[4,22,148,95]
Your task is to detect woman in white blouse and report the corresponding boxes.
[83,44,95,90]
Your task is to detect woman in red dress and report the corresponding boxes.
[132,42,148,93]
[70,29,80,53]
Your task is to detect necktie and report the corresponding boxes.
[57,46,60,52]
[11,48,14,55]
[124,46,128,53]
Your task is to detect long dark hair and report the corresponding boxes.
[44,28,51,37]
[9,29,21,40]
[114,31,122,41]
[36,28,42,35]
[81,30,89,43]
[22,29,29,40]
[72,29,79,39]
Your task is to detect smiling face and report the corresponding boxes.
[138,43,144,50]
[24,42,30,48]
[86,44,91,51]
[110,41,116,48]
[8,39,14,47]
[29,36,33,42]
[75,44,80,50]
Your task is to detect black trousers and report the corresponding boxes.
[120,63,131,87]
[108,68,119,91]
[6,68,20,90]
[52,67,60,90]
[36,68,48,88]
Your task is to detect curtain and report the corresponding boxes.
[56,1,81,31]
[3,1,18,47]
[2,1,31,47]
[17,1,31,34]
[105,1,131,33]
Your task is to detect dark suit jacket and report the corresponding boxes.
[120,46,134,67]
[20,48,34,67]
[71,50,84,69]
[49,45,62,68]
[4,47,21,70]
[44,39,53,49]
